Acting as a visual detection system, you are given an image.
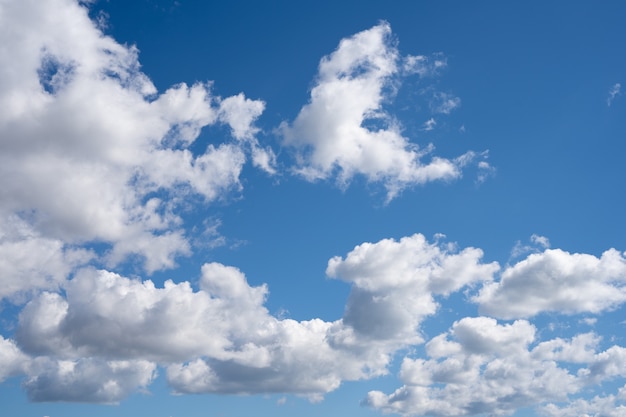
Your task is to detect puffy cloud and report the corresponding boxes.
[327,234,499,344]
[542,393,626,417]
[0,0,267,283]
[476,248,626,319]
[365,317,626,417]
[403,53,447,77]
[23,358,157,404]
[280,23,481,200]
[9,234,500,402]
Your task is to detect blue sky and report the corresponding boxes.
[1,1,626,416]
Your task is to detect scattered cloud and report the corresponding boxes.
[1,1,625,415]
[422,117,437,131]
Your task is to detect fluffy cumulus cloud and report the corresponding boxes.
[366,317,626,417]
[476,248,626,319]
[2,0,626,414]
[0,0,267,288]
[542,390,626,417]
[1,234,499,402]
[326,234,499,345]
[280,23,483,200]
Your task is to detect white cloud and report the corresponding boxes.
[608,83,621,106]
[510,233,551,259]
[0,0,267,284]
[365,317,626,417]
[476,248,626,319]
[0,336,28,382]
[326,234,498,348]
[542,394,626,417]
[422,117,436,131]
[8,234,501,401]
[280,23,480,200]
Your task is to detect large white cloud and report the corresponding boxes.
[7,234,500,402]
[280,23,482,200]
[327,233,499,344]
[365,317,626,417]
[0,0,267,286]
[475,248,626,319]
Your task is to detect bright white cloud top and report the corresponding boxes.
[1,1,626,417]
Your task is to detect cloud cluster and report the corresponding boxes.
[3,234,498,402]
[476,248,626,319]
[366,317,626,417]
[2,231,626,410]
[0,0,267,287]
[280,23,482,200]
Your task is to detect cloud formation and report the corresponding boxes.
[0,0,266,285]
[280,23,481,200]
[366,318,626,417]
[4,234,496,402]
[476,248,626,319]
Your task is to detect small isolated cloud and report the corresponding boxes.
[431,91,461,114]
[608,83,621,106]
[280,22,480,200]
[422,118,437,131]
[543,392,626,417]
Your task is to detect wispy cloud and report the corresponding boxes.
[607,83,621,106]
[422,117,437,131]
